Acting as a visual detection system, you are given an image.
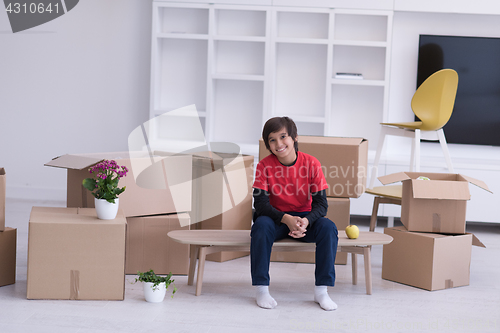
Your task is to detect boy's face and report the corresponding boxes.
[268,127,297,164]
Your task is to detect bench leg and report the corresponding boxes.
[195,246,208,296]
[187,244,198,286]
[363,247,372,295]
[351,253,357,285]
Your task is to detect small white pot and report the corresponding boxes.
[94,198,119,220]
[143,282,167,303]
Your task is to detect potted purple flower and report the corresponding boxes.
[82,160,128,219]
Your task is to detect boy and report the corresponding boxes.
[251,116,339,311]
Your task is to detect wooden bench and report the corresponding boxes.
[168,230,393,296]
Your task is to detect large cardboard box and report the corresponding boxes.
[27,207,126,300]
[271,197,350,264]
[0,227,16,287]
[45,151,192,217]
[0,168,5,231]
[126,213,190,275]
[259,136,368,198]
[382,226,485,291]
[378,172,491,234]
[191,152,254,262]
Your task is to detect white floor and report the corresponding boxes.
[1,198,499,333]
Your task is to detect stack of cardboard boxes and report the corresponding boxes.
[259,136,369,265]
[26,151,193,300]
[0,168,17,288]
[29,149,255,299]
[379,172,491,291]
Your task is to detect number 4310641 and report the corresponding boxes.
[6,2,60,14]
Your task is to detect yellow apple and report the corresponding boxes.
[345,225,359,239]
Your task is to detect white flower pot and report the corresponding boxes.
[94,198,119,220]
[143,282,167,303]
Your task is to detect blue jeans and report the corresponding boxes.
[250,212,338,286]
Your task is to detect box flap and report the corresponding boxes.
[471,234,486,248]
[458,174,493,193]
[377,172,411,185]
[411,179,471,200]
[44,155,103,170]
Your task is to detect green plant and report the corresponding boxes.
[135,269,177,297]
[82,160,128,203]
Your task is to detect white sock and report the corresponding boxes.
[255,285,277,309]
[314,286,337,311]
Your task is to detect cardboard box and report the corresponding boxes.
[126,213,190,275]
[271,197,350,264]
[0,168,5,231]
[378,172,491,234]
[27,207,126,300]
[382,226,485,291]
[0,227,16,287]
[191,152,254,262]
[259,136,368,198]
[45,151,192,217]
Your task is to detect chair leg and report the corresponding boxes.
[437,129,454,173]
[369,128,387,189]
[414,129,421,172]
[410,135,415,172]
[369,196,381,232]
[351,252,357,285]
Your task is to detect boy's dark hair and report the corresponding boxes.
[262,116,299,153]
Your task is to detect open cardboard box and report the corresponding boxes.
[382,226,485,291]
[45,151,192,217]
[378,172,491,234]
[27,207,126,300]
[259,136,368,198]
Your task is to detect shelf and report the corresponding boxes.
[156,33,209,40]
[151,1,393,162]
[274,43,327,117]
[153,38,208,111]
[332,40,387,47]
[332,45,387,81]
[212,74,265,81]
[275,11,329,39]
[331,78,386,86]
[334,13,389,42]
[214,40,265,76]
[211,80,264,146]
[213,35,266,42]
[215,8,267,37]
[157,6,209,35]
[275,38,329,45]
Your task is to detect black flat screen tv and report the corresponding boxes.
[417,34,500,147]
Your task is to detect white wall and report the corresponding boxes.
[0,0,152,200]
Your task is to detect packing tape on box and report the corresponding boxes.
[445,279,454,289]
[70,270,80,300]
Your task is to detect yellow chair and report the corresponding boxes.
[366,69,458,230]
[369,68,459,189]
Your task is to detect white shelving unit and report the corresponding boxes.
[149,1,393,157]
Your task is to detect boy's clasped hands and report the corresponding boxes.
[282,214,309,238]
